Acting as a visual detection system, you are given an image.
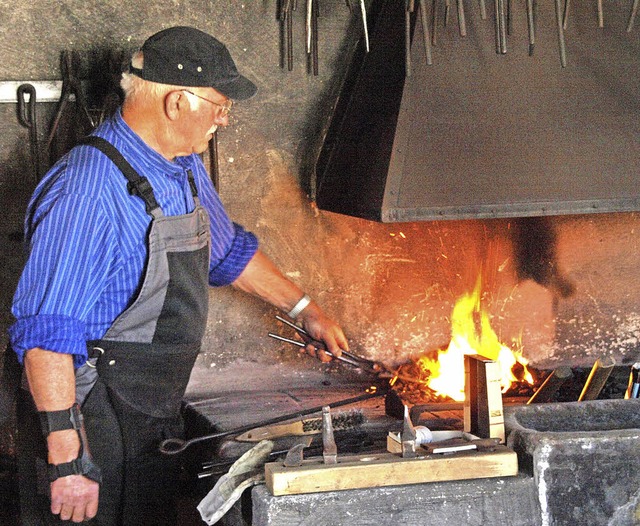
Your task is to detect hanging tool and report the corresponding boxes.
[208,131,220,192]
[457,0,467,36]
[562,0,570,29]
[270,315,383,374]
[312,0,320,74]
[478,0,488,20]
[526,0,536,55]
[159,388,385,455]
[554,0,567,66]
[322,406,338,464]
[431,0,439,45]
[47,50,95,163]
[597,0,604,27]
[418,0,433,64]
[405,0,414,77]
[306,0,319,74]
[17,83,41,183]
[359,0,370,52]
[495,0,507,54]
[280,0,295,71]
[627,0,638,31]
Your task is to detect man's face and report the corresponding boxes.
[175,88,231,155]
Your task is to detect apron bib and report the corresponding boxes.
[76,136,210,418]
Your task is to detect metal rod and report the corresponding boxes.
[405,0,412,77]
[562,0,570,30]
[418,0,433,64]
[478,0,487,20]
[628,0,639,31]
[597,0,604,27]
[527,367,572,404]
[312,0,319,75]
[578,356,616,401]
[554,0,568,67]
[457,0,467,36]
[208,131,219,192]
[431,0,439,45]
[526,0,536,55]
[360,0,370,52]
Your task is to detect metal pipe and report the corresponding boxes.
[527,366,572,404]
[578,356,616,401]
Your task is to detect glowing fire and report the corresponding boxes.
[409,278,533,402]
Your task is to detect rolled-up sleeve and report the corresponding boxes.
[10,191,115,368]
[8,315,88,368]
[209,223,258,286]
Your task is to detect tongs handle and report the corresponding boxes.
[273,315,380,372]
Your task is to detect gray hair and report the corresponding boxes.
[120,51,188,102]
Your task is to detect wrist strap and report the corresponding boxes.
[287,294,311,319]
[48,455,102,484]
[39,404,83,435]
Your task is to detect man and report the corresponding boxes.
[9,26,348,525]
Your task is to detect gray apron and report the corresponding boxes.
[76,136,210,416]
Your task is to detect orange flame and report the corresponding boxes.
[417,277,533,401]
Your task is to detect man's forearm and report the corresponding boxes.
[232,249,306,313]
[24,348,80,464]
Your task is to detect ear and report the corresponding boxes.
[164,90,187,121]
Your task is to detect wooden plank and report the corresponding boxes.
[265,447,518,496]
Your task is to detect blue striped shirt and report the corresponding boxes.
[9,109,258,368]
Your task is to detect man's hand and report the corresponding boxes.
[47,427,100,522]
[50,474,99,522]
[297,302,349,362]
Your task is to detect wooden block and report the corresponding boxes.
[464,355,505,442]
[265,447,518,496]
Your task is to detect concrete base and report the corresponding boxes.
[505,399,640,526]
[248,474,540,526]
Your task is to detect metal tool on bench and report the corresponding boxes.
[401,404,417,458]
[269,315,383,374]
[235,408,364,442]
[159,388,385,455]
[322,406,338,464]
[283,436,313,467]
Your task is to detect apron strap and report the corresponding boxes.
[77,136,162,217]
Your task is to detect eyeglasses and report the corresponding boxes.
[182,90,233,116]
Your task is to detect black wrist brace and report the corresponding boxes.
[38,403,102,484]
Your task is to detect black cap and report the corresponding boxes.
[130,26,257,100]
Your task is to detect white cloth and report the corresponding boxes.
[197,440,274,525]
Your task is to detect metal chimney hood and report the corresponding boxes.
[315,0,640,222]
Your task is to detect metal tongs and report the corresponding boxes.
[269,315,382,375]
